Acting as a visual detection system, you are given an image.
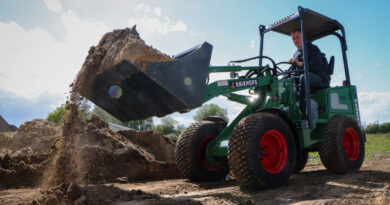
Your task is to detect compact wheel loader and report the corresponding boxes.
[84,7,365,189]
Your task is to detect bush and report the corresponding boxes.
[46,104,66,125]
[365,122,390,134]
[379,122,390,133]
[365,123,380,134]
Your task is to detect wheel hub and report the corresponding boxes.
[198,134,224,171]
[259,130,288,174]
[343,127,360,160]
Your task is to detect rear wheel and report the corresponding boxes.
[294,150,309,174]
[175,121,229,181]
[228,113,296,189]
[318,115,365,173]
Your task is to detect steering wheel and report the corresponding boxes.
[275,62,304,79]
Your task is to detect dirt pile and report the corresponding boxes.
[0,116,181,189]
[0,115,17,132]
[119,130,176,162]
[0,119,60,188]
[47,114,181,186]
[73,25,172,99]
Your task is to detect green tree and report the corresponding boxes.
[124,118,154,130]
[365,123,380,134]
[153,116,185,138]
[193,103,229,122]
[46,103,92,125]
[46,104,66,125]
[379,122,390,133]
[91,105,154,130]
[91,106,123,125]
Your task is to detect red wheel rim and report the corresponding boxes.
[198,134,224,171]
[259,130,288,174]
[343,127,361,160]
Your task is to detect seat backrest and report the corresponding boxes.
[328,56,335,75]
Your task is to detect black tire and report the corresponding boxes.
[175,121,229,181]
[294,150,309,174]
[318,115,365,174]
[228,113,296,189]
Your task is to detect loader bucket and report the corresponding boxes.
[89,42,213,122]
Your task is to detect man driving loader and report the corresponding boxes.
[289,28,328,117]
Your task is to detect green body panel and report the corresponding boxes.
[202,65,360,158]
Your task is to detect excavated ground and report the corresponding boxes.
[1,156,389,204]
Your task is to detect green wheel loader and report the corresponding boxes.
[84,7,365,189]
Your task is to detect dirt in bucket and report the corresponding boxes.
[73,25,172,99]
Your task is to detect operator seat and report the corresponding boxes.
[311,55,334,93]
[326,56,335,87]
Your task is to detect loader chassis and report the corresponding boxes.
[203,67,359,160]
[175,6,365,188]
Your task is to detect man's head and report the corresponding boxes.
[291,28,302,50]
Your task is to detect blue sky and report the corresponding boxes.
[0,0,389,127]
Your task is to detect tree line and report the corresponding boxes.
[365,122,390,134]
[46,103,228,139]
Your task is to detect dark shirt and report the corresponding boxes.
[293,42,327,83]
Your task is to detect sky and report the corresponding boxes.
[0,0,389,127]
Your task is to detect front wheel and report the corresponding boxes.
[228,113,296,189]
[318,115,365,173]
[175,121,229,181]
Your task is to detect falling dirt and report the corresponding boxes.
[43,25,179,188]
[73,25,172,99]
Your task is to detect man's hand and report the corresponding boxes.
[289,58,303,67]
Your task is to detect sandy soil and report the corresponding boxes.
[74,26,172,99]
[1,156,389,205]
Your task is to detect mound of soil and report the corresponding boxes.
[46,114,181,186]
[119,130,176,162]
[0,119,60,156]
[0,115,17,132]
[0,116,181,189]
[74,25,172,99]
[0,119,59,188]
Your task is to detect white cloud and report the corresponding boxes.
[375,62,381,67]
[0,10,109,101]
[133,3,150,13]
[153,7,162,16]
[128,17,187,35]
[173,116,193,126]
[128,3,187,36]
[330,74,345,87]
[171,20,187,32]
[0,72,7,79]
[43,0,63,13]
[249,40,255,48]
[358,91,390,123]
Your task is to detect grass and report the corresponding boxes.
[308,132,390,164]
[365,132,390,157]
